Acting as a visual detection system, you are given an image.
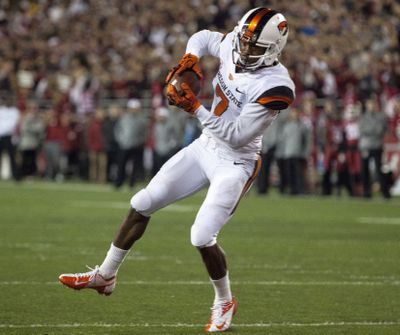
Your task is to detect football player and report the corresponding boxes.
[59,7,295,333]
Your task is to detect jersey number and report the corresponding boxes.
[213,84,229,116]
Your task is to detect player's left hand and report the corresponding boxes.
[166,83,201,114]
[165,53,203,84]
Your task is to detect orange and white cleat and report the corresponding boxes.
[58,265,116,296]
[204,297,238,332]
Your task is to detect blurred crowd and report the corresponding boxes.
[0,0,399,197]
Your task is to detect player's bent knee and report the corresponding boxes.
[195,239,217,249]
[190,225,217,248]
[130,189,153,217]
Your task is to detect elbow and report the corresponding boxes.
[228,137,248,149]
[230,142,241,150]
[226,129,256,149]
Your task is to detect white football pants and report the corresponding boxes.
[130,135,261,247]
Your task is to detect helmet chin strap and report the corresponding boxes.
[235,52,276,71]
[232,28,280,71]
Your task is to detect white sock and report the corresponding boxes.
[99,243,129,279]
[211,272,232,303]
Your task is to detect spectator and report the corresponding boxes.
[87,108,106,183]
[344,102,362,196]
[257,117,279,195]
[43,111,65,181]
[359,95,391,198]
[61,113,82,179]
[319,100,345,195]
[18,101,45,178]
[152,106,183,175]
[388,98,400,141]
[281,108,311,195]
[114,99,148,189]
[274,110,289,194]
[0,96,20,180]
[103,104,121,183]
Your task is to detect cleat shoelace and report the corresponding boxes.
[74,265,99,281]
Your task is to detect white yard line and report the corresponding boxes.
[0,182,111,193]
[1,280,400,286]
[0,321,399,329]
[71,200,198,212]
[358,217,400,225]
[0,181,208,198]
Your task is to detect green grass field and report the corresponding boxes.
[0,180,399,335]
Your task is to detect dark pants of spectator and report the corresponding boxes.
[361,148,391,199]
[78,150,89,180]
[336,164,353,196]
[106,149,118,182]
[21,149,38,177]
[64,150,80,179]
[152,151,171,177]
[277,158,287,194]
[115,146,144,189]
[322,170,332,195]
[257,147,275,194]
[0,135,19,180]
[322,148,340,196]
[285,157,305,195]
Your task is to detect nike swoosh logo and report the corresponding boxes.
[235,87,244,94]
[216,322,226,330]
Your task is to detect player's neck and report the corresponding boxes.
[235,60,279,73]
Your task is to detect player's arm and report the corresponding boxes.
[196,86,295,148]
[186,30,224,59]
[166,30,223,83]
[196,103,279,149]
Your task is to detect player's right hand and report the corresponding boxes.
[165,53,203,84]
[166,82,201,114]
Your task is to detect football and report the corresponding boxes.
[170,69,201,96]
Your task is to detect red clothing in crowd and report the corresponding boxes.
[87,119,104,152]
[63,123,81,154]
[344,118,361,174]
[324,118,345,170]
[389,114,400,141]
[46,120,66,143]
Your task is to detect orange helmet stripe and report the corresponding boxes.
[244,8,272,39]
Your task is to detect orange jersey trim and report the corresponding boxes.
[230,155,262,215]
[257,95,293,105]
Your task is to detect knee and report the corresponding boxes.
[190,224,217,248]
[130,189,153,217]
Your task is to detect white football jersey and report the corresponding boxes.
[186,30,295,160]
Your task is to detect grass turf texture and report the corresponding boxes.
[0,180,399,335]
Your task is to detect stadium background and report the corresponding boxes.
[0,0,399,196]
[0,1,400,334]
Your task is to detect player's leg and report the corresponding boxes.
[59,144,209,294]
[198,244,227,280]
[192,158,260,332]
[101,145,210,275]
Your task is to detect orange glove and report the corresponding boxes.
[165,53,203,84]
[166,83,201,114]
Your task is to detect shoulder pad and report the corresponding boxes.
[256,86,294,110]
